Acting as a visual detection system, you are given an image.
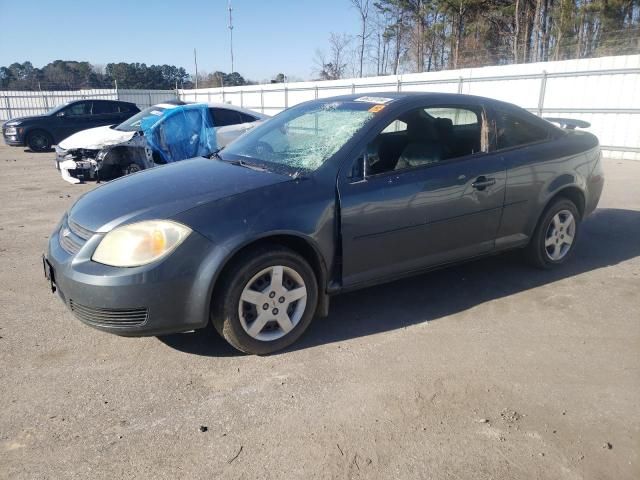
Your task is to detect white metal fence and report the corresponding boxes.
[180,54,640,160]
[0,88,178,120]
[2,55,638,159]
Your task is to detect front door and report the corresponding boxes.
[338,103,506,287]
[53,100,94,141]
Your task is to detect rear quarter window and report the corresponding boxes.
[495,109,550,149]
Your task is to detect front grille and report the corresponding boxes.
[59,230,83,254]
[68,218,94,240]
[59,217,94,255]
[69,300,148,328]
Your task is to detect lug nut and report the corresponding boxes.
[262,303,269,310]
[279,296,285,303]
[269,292,276,298]
[272,308,279,315]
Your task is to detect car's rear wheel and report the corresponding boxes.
[525,198,580,269]
[211,245,318,354]
[26,130,53,152]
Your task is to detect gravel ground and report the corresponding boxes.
[0,144,638,480]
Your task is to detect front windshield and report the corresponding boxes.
[221,100,379,173]
[114,105,173,132]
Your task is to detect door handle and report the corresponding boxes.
[471,176,496,190]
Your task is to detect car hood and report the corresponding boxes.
[68,157,291,233]
[5,114,47,125]
[58,125,137,150]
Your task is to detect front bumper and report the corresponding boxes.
[55,147,100,183]
[45,218,218,336]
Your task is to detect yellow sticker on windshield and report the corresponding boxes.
[368,104,385,113]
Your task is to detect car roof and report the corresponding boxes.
[204,102,268,118]
[302,91,544,121]
[68,99,137,104]
[311,91,501,105]
[149,101,267,119]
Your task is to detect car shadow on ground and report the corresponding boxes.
[23,148,54,153]
[157,208,640,357]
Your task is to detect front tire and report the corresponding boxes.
[26,130,53,152]
[525,198,580,269]
[211,245,318,354]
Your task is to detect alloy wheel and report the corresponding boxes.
[238,265,307,342]
[30,133,49,150]
[544,209,576,261]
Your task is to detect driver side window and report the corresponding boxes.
[365,105,485,176]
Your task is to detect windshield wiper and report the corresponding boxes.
[233,159,269,172]
[215,152,269,172]
[209,146,228,160]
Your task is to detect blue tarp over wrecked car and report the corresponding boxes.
[141,103,217,164]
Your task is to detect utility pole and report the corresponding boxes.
[194,48,198,88]
[228,0,234,73]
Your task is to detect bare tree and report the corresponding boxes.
[313,33,353,80]
[350,0,372,77]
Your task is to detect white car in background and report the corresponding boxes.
[55,101,268,183]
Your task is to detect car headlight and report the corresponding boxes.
[92,220,191,267]
[4,127,17,135]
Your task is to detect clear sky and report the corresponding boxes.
[0,0,361,82]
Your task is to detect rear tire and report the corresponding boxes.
[26,130,53,152]
[525,198,580,269]
[211,245,318,355]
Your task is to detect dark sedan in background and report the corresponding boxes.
[2,99,139,151]
[44,93,604,354]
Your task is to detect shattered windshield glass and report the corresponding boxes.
[221,100,377,173]
[114,105,175,132]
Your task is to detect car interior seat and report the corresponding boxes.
[368,136,406,174]
[395,116,446,170]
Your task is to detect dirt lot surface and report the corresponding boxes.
[0,144,638,480]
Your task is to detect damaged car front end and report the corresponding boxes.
[55,107,158,183]
[56,101,265,184]
[55,102,207,184]
[56,135,152,183]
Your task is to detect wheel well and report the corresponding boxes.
[103,146,131,166]
[26,128,52,141]
[550,186,585,218]
[212,235,327,301]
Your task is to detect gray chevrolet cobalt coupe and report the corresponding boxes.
[44,93,604,354]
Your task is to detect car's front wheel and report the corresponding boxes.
[525,197,580,269]
[26,130,53,152]
[212,245,318,354]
